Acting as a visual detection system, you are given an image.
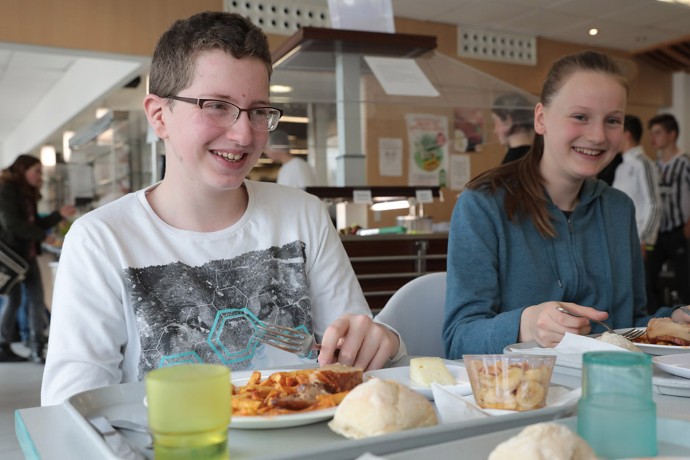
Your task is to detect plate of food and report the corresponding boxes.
[634,341,690,356]
[653,354,690,379]
[230,364,362,429]
[505,318,690,358]
[230,404,337,429]
[363,357,472,399]
[630,319,690,356]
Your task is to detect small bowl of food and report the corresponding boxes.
[463,354,556,411]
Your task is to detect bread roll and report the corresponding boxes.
[328,378,437,439]
[489,422,595,460]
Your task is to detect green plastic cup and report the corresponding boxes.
[577,351,657,459]
[146,363,231,460]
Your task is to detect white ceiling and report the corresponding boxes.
[0,45,148,162]
[2,0,690,161]
[395,0,690,52]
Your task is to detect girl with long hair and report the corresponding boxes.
[443,51,690,357]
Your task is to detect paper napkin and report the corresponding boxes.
[431,383,490,423]
[512,332,636,369]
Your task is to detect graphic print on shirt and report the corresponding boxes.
[126,241,313,379]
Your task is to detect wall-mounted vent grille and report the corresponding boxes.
[225,0,331,35]
[458,26,536,66]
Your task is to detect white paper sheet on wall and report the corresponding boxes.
[450,154,471,191]
[378,137,403,176]
[363,56,439,97]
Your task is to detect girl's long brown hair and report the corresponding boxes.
[0,154,42,202]
[467,51,629,238]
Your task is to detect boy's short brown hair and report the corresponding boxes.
[148,11,272,99]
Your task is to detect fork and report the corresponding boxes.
[556,306,646,340]
[256,321,319,358]
[109,419,153,450]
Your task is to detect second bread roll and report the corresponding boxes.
[328,378,438,439]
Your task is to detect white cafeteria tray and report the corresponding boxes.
[381,416,690,459]
[62,369,577,460]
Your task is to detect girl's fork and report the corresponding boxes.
[556,306,646,340]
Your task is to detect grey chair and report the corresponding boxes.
[375,272,447,358]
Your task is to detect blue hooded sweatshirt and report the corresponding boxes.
[444,178,674,357]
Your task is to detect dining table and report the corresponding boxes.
[15,356,690,459]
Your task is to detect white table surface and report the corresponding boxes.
[15,361,690,460]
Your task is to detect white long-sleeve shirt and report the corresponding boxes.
[612,145,662,245]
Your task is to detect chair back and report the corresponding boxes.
[375,272,446,358]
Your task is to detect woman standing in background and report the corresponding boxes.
[0,154,75,363]
[491,92,536,164]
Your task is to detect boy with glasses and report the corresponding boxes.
[42,11,403,405]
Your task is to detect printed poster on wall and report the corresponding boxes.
[405,113,449,186]
[453,107,484,153]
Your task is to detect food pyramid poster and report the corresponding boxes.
[405,113,450,186]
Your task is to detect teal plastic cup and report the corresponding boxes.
[577,351,657,459]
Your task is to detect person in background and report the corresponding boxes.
[443,51,690,357]
[42,11,403,405]
[645,113,690,312]
[491,92,535,164]
[612,114,661,259]
[596,151,623,185]
[0,154,76,363]
[263,129,316,189]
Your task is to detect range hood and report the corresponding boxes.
[269,26,537,109]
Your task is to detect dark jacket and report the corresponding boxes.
[0,183,62,260]
[501,145,530,164]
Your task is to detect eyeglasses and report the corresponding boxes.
[166,95,283,132]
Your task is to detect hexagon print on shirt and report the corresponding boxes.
[126,241,313,379]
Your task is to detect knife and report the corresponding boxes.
[88,416,146,460]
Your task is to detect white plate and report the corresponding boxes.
[611,327,690,356]
[143,369,339,430]
[636,341,690,356]
[230,372,338,430]
[363,364,472,399]
[653,353,690,379]
[506,328,690,357]
[230,406,337,429]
